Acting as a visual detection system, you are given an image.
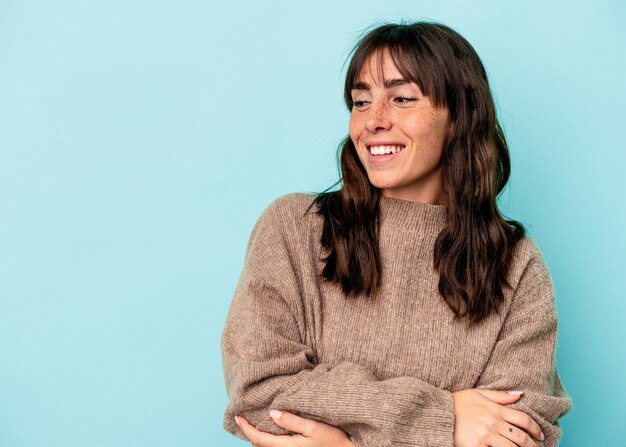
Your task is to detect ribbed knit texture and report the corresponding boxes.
[221,193,572,447]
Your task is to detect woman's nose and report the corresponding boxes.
[365,101,391,132]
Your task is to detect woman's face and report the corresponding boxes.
[349,49,452,204]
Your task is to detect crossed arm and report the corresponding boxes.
[222,264,570,446]
[221,201,571,446]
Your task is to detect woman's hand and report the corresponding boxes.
[452,389,545,447]
[235,410,355,447]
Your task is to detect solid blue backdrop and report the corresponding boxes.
[0,1,624,446]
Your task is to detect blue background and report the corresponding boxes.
[1,1,624,446]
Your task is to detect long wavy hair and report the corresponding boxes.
[311,21,526,325]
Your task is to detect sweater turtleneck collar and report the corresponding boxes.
[378,196,447,235]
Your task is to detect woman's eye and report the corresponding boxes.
[395,96,417,104]
[353,100,369,108]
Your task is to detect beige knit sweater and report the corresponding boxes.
[221,192,572,446]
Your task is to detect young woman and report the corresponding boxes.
[221,21,572,447]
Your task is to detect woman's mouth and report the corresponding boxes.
[367,144,405,164]
[368,144,405,155]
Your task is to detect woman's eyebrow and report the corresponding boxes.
[352,78,411,91]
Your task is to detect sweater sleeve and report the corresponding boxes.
[221,195,455,447]
[474,239,573,447]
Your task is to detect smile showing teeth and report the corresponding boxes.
[368,145,405,155]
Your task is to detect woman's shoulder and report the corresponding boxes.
[506,234,557,317]
[243,193,321,274]
[246,192,321,246]
[510,235,552,277]
[256,192,319,227]
[511,235,548,266]
[263,192,318,215]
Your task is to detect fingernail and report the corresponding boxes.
[269,409,283,420]
[540,431,545,441]
[507,390,524,396]
[234,415,240,426]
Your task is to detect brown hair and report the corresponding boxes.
[310,21,525,325]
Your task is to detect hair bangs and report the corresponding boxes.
[343,24,449,111]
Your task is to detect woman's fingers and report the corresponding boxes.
[486,433,517,447]
[503,408,545,442]
[235,412,353,447]
[269,409,317,437]
[235,415,292,447]
[498,422,540,447]
[474,389,545,443]
[452,389,546,447]
[474,388,524,405]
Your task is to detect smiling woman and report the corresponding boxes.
[221,21,571,447]
[349,49,452,205]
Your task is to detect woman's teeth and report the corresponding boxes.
[369,145,405,155]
